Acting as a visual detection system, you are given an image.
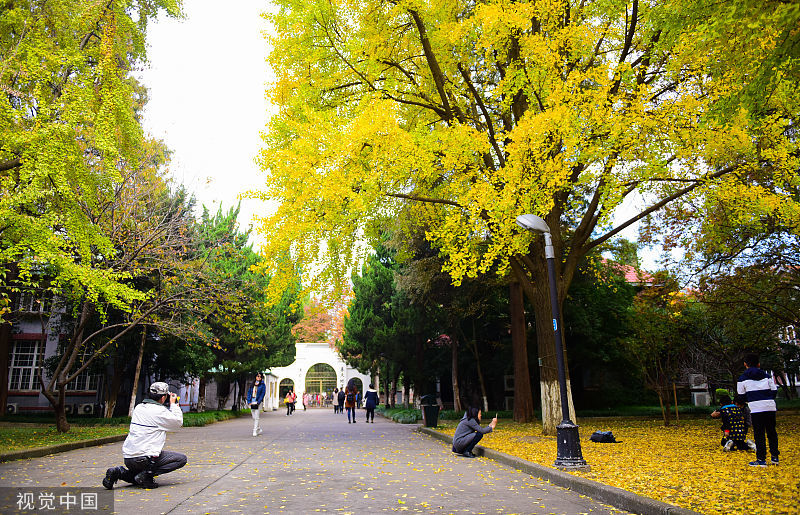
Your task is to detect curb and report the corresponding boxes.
[0,434,128,463]
[0,412,249,463]
[418,427,699,515]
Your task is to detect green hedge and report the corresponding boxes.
[0,409,243,428]
[375,406,514,424]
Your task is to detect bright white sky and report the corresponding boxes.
[137,0,665,270]
[137,0,275,244]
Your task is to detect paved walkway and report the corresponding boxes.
[0,409,624,514]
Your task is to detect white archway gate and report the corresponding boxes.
[267,342,371,410]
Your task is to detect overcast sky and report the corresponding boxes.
[137,0,274,242]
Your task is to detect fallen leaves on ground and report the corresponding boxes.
[0,425,128,452]
[438,414,799,515]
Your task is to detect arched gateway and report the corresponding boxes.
[305,363,337,396]
[265,342,371,410]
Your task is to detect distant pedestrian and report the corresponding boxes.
[285,388,296,416]
[737,353,780,467]
[333,389,339,413]
[337,387,346,414]
[302,392,308,410]
[364,384,379,423]
[345,381,358,423]
[452,407,497,458]
[247,372,266,437]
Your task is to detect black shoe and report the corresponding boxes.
[102,467,120,490]
[462,451,476,458]
[134,471,158,489]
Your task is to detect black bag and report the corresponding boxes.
[346,391,355,403]
[590,430,619,443]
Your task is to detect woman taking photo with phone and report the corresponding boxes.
[452,407,497,458]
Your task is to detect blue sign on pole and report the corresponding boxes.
[552,319,558,332]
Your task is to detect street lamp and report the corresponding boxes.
[516,214,589,471]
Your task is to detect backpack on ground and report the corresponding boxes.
[589,430,620,443]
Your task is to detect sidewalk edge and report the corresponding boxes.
[0,434,127,463]
[0,413,249,463]
[418,427,699,515]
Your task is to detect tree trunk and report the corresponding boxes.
[0,264,18,415]
[217,379,230,410]
[673,382,680,425]
[451,337,462,412]
[198,376,207,412]
[0,321,11,415]
[527,276,576,435]
[390,377,397,408]
[55,386,70,432]
[510,251,577,435]
[403,381,410,408]
[656,387,667,426]
[104,353,124,417]
[510,281,535,423]
[470,338,489,413]
[128,327,146,416]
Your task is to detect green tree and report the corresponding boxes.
[253,0,799,433]
[196,205,301,410]
[624,273,688,426]
[1,0,183,318]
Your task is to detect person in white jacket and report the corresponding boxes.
[103,382,187,489]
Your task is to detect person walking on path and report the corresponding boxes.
[737,353,780,467]
[247,372,266,436]
[337,387,346,414]
[345,381,358,423]
[364,384,379,423]
[285,388,296,416]
[452,407,497,458]
[103,382,187,489]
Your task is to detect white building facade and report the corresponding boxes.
[265,341,372,410]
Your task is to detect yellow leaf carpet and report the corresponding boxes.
[438,414,799,514]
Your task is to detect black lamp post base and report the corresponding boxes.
[554,421,590,471]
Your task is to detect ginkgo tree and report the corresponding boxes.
[0,0,183,319]
[252,0,799,433]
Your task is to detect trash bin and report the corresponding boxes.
[422,405,440,427]
[420,395,439,427]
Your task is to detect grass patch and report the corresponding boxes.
[0,410,244,453]
[0,426,129,453]
[434,413,799,514]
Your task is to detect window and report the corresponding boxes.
[9,339,44,391]
[16,292,51,313]
[65,348,99,392]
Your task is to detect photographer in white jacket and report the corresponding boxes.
[103,382,186,489]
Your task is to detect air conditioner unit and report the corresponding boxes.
[5,403,18,415]
[79,403,95,415]
[64,404,75,415]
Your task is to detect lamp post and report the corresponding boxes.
[516,214,589,470]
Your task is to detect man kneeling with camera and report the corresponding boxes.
[103,382,187,489]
